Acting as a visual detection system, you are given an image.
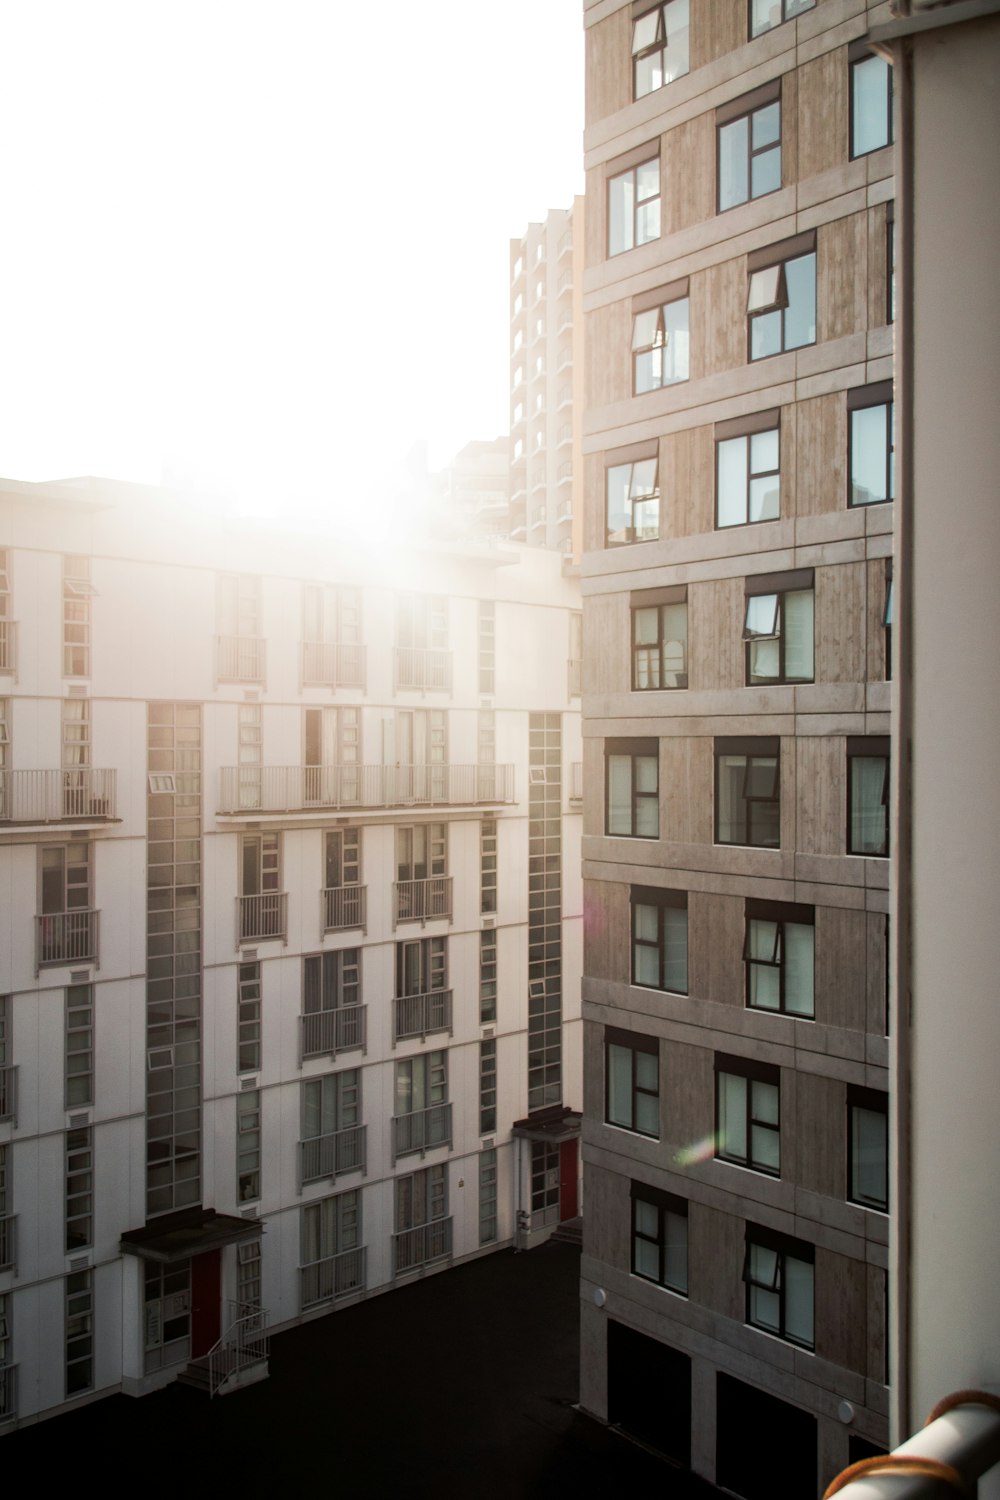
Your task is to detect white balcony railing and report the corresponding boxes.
[219,763,514,815]
[392,1102,452,1161]
[0,1365,15,1427]
[0,768,117,823]
[299,1124,366,1186]
[393,877,453,927]
[36,910,99,971]
[237,892,287,945]
[300,640,366,689]
[0,1214,15,1272]
[300,1005,366,1062]
[216,634,265,683]
[0,621,16,674]
[0,1064,16,1123]
[393,1217,452,1277]
[206,1301,269,1399]
[322,884,367,934]
[392,646,452,693]
[300,1246,366,1309]
[393,989,452,1045]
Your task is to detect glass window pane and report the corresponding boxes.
[719,117,749,211]
[607,756,632,835]
[636,197,660,246]
[609,174,633,256]
[851,405,889,506]
[632,308,660,350]
[752,143,781,198]
[719,1073,747,1159]
[663,905,687,992]
[661,602,687,687]
[607,1044,632,1127]
[634,607,659,646]
[753,1079,779,1125]
[664,1211,687,1291]
[747,265,783,313]
[632,11,659,51]
[753,102,780,149]
[635,944,660,987]
[635,1051,658,1092]
[749,639,781,682]
[851,757,888,854]
[853,56,891,156]
[853,1105,888,1207]
[751,428,779,475]
[717,437,748,527]
[635,1090,660,1137]
[636,160,660,202]
[751,308,781,360]
[784,253,816,350]
[784,922,815,1015]
[662,298,689,383]
[783,590,814,681]
[784,1256,814,1346]
[606,463,632,542]
[746,594,779,637]
[752,1123,781,1172]
[717,754,746,842]
[635,756,657,794]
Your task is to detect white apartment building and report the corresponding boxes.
[0,474,582,1426]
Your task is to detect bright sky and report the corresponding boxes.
[0,1,584,514]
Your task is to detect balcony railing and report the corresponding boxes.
[393,988,452,1045]
[394,877,453,927]
[0,1214,15,1273]
[300,640,366,689]
[300,1246,366,1310]
[237,892,288,945]
[0,768,117,823]
[216,634,265,683]
[570,761,583,804]
[0,621,16,674]
[219,763,514,815]
[36,910,99,971]
[392,1102,452,1161]
[322,884,367,934]
[393,1217,452,1277]
[568,658,582,698]
[393,646,452,693]
[300,1005,367,1062]
[0,1365,15,1427]
[299,1124,366,1186]
[0,1064,16,1124]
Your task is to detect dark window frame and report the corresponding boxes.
[607,148,661,259]
[748,0,815,40]
[743,1224,815,1349]
[631,886,688,994]
[746,234,817,362]
[630,1180,688,1295]
[632,0,690,101]
[605,1026,660,1139]
[883,560,893,682]
[715,408,781,529]
[743,569,815,685]
[743,897,815,1018]
[714,736,780,849]
[606,738,660,839]
[605,443,661,548]
[631,585,688,691]
[848,1084,889,1212]
[631,283,690,394]
[848,383,894,508]
[717,82,782,213]
[715,1052,781,1176]
[847,736,890,858]
[849,44,894,160]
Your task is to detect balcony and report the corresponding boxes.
[393,1102,452,1162]
[322,884,367,934]
[0,1365,15,1427]
[393,989,452,1045]
[0,621,16,674]
[393,1217,452,1277]
[300,1246,366,1310]
[218,763,515,816]
[393,646,452,693]
[300,1004,367,1062]
[0,1064,16,1123]
[299,1124,366,1187]
[569,762,583,805]
[300,640,366,690]
[0,769,117,825]
[0,1214,14,1272]
[557,384,572,411]
[394,877,453,927]
[237,892,288,945]
[568,658,582,698]
[216,634,266,684]
[36,910,99,971]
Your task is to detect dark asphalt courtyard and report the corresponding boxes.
[9,1240,719,1497]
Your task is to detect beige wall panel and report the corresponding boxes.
[585,1161,631,1269]
[693,1201,744,1318]
[864,557,889,685]
[587,300,632,411]
[585,591,630,698]
[866,1262,887,1387]
[692,0,745,70]
[662,734,711,846]
[694,261,746,379]
[583,734,606,838]
[586,877,630,986]
[583,452,606,554]
[865,911,888,1038]
[585,164,607,271]
[782,66,799,192]
[793,393,845,520]
[664,1038,713,1152]
[662,112,716,238]
[583,1006,605,1119]
[691,892,745,1007]
[797,48,847,182]
[816,905,867,1033]
[661,426,710,543]
[794,736,844,857]
[867,201,891,333]
[820,213,868,345]
[794,1072,844,1199]
[817,1247,868,1376]
[815,561,865,686]
[585,9,632,129]
[691,578,743,692]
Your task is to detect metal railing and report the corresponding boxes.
[393,1217,453,1277]
[0,1365,15,1426]
[206,1300,269,1399]
[322,884,367,933]
[568,658,582,698]
[0,1214,15,1273]
[570,761,583,803]
[392,1102,452,1161]
[299,1124,366,1186]
[393,646,452,692]
[300,1005,367,1062]
[393,988,452,1045]
[36,910,99,971]
[219,762,514,814]
[822,1392,1000,1498]
[0,768,117,823]
[300,1246,366,1309]
[0,621,16,674]
[393,876,453,927]
[216,634,266,683]
[237,892,287,944]
[300,640,366,689]
[0,1064,16,1124]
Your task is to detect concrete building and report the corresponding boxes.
[433,437,511,543]
[509,200,586,560]
[0,474,583,1426]
[576,2,895,1492]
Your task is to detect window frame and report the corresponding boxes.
[606,738,660,839]
[631,586,688,691]
[746,233,816,362]
[65,982,94,1108]
[743,898,815,1018]
[605,1026,660,1139]
[715,409,781,529]
[479,1038,497,1136]
[631,0,690,100]
[631,280,690,394]
[847,736,890,858]
[237,1088,261,1203]
[744,1226,814,1350]
[65,1124,93,1251]
[631,1181,688,1295]
[743,569,815,685]
[607,147,661,258]
[883,561,893,683]
[605,441,660,548]
[850,45,893,160]
[65,1268,94,1396]
[848,382,894,508]
[848,1084,889,1212]
[749,0,815,39]
[714,736,780,849]
[717,82,782,213]
[715,1053,781,1176]
[631,886,688,995]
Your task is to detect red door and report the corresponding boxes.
[191,1248,221,1357]
[559,1140,578,1220]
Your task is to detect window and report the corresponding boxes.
[743,570,814,684]
[608,151,660,257]
[66,1125,93,1250]
[749,0,814,37]
[632,285,689,392]
[605,445,659,547]
[479,1148,498,1245]
[323,828,363,930]
[63,555,94,678]
[606,739,659,838]
[716,411,780,528]
[0,1290,11,1421]
[568,612,582,697]
[301,1189,361,1309]
[715,738,780,848]
[396,936,446,999]
[886,201,895,325]
[883,562,894,682]
[744,1228,814,1349]
[631,1182,687,1294]
[237,1239,262,1311]
[301,1069,361,1183]
[239,831,284,941]
[605,1027,659,1138]
[0,548,11,673]
[848,1086,888,1211]
[848,738,889,857]
[479,601,495,695]
[396,1051,447,1117]
[718,83,781,212]
[632,0,689,98]
[475,817,497,916]
[217,573,263,682]
[0,1145,9,1272]
[42,840,91,914]
[66,1269,94,1395]
[302,949,362,1059]
[478,710,495,769]
[747,234,816,360]
[395,1164,449,1273]
[237,1089,261,1202]
[65,982,94,1106]
[744,899,815,1017]
[632,587,687,690]
[479,1039,497,1135]
[849,383,894,507]
[851,47,893,158]
[632,887,687,993]
[0,996,10,1122]
[0,699,7,818]
[716,1054,780,1175]
[480,930,498,1023]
